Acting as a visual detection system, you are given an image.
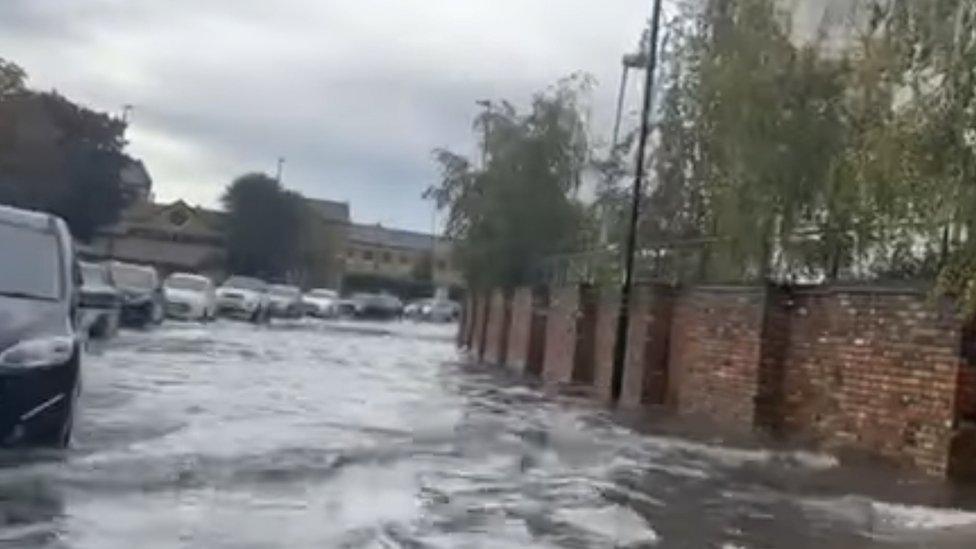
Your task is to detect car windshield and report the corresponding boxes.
[223,276,266,292]
[111,264,156,290]
[0,221,61,300]
[80,263,109,286]
[270,286,299,297]
[166,274,209,292]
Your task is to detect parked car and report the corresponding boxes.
[302,288,339,318]
[163,273,216,321]
[426,300,460,323]
[0,205,81,447]
[351,293,403,320]
[216,276,270,323]
[268,284,303,319]
[78,261,121,339]
[403,299,431,319]
[109,261,164,328]
[334,299,358,318]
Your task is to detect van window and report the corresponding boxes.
[0,222,61,300]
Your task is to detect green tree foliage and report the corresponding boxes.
[425,75,591,289]
[221,173,309,280]
[0,58,26,97]
[0,59,129,241]
[594,0,976,313]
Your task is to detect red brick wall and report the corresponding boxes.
[483,290,510,366]
[470,293,489,361]
[620,284,673,408]
[592,289,620,402]
[506,288,534,374]
[543,286,582,385]
[778,289,963,475]
[527,289,548,377]
[957,321,976,423]
[458,295,473,348]
[668,288,766,425]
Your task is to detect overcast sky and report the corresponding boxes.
[0,0,656,231]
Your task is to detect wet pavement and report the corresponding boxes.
[1,319,975,547]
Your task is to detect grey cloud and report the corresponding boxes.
[1,0,651,230]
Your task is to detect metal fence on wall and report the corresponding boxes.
[533,231,948,289]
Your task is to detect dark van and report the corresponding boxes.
[0,205,81,446]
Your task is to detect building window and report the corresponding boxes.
[346,249,356,259]
[437,260,447,271]
[382,251,392,263]
[363,250,374,261]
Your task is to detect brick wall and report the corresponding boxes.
[527,289,549,377]
[470,293,489,361]
[482,281,973,478]
[777,289,963,475]
[483,290,510,366]
[542,286,583,385]
[592,289,620,402]
[506,288,534,374]
[668,287,766,425]
[458,296,472,349]
[957,321,976,423]
[620,284,674,408]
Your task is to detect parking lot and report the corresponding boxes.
[0,319,973,548]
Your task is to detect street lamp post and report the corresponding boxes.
[275,157,286,183]
[611,0,665,402]
[475,99,492,169]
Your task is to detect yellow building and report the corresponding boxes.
[343,223,461,288]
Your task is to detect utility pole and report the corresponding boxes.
[121,104,134,124]
[275,157,285,183]
[476,99,492,169]
[611,0,664,402]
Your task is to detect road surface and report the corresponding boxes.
[0,320,975,548]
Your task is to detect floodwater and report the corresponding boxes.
[1,320,975,548]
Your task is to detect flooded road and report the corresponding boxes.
[1,320,975,547]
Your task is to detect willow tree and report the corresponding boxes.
[425,75,590,289]
[863,0,976,310]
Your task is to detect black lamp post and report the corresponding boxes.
[611,0,664,401]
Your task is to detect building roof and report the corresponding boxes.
[98,200,224,238]
[348,223,446,252]
[305,198,350,223]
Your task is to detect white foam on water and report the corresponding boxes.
[802,495,976,537]
[642,435,838,471]
[872,501,976,531]
[554,505,660,546]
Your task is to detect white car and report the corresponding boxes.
[302,288,338,318]
[216,276,270,323]
[163,273,216,321]
[268,284,303,318]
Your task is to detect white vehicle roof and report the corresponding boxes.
[270,284,300,296]
[165,272,212,291]
[307,288,338,298]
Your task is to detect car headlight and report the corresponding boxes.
[0,337,74,368]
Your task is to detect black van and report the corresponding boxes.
[0,205,81,446]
